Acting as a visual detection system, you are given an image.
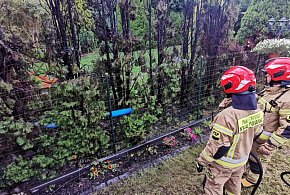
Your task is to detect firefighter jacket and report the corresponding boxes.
[257,86,290,147]
[218,97,232,109]
[198,106,263,169]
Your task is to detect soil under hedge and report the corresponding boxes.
[32,125,210,195]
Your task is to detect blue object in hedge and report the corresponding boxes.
[43,108,133,129]
[45,123,60,129]
[109,108,133,118]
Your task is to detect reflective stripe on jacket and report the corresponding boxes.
[198,107,263,168]
[257,86,290,147]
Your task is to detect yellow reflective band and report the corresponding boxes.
[213,123,234,137]
[227,134,240,159]
[259,134,270,140]
[258,97,267,105]
[201,150,215,163]
[215,157,248,168]
[258,98,278,113]
[238,111,263,133]
[201,151,247,168]
[272,133,288,145]
[259,130,272,140]
[279,109,290,116]
[224,189,235,195]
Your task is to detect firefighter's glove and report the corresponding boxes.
[196,162,204,173]
[257,142,276,155]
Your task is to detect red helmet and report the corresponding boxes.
[221,66,256,94]
[263,57,290,81]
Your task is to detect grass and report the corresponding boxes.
[32,52,99,74]
[31,45,182,74]
[80,52,99,72]
[94,143,205,195]
[242,142,290,195]
[94,142,290,195]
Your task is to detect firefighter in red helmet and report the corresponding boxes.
[242,57,290,187]
[197,66,263,195]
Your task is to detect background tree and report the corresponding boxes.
[239,0,251,12]
[236,0,290,44]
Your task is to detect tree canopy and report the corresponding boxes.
[236,0,290,43]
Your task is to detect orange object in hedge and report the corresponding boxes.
[37,75,58,89]
[30,72,58,89]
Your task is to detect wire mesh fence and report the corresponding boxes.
[0,50,264,192]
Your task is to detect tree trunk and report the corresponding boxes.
[108,0,123,107]
[156,0,168,104]
[180,0,195,104]
[202,0,229,96]
[67,0,80,68]
[48,0,74,79]
[147,0,154,96]
[100,0,118,106]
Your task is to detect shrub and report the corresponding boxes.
[251,38,290,56]
[162,136,178,147]
[180,128,198,142]
[3,76,110,186]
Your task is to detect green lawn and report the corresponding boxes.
[80,52,99,72]
[94,144,205,195]
[93,142,290,195]
[31,46,182,74]
[32,52,99,74]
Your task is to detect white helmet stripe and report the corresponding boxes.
[236,80,251,90]
[266,64,284,69]
[221,74,235,80]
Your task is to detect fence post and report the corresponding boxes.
[105,73,116,153]
[197,56,204,120]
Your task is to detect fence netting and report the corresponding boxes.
[0,50,265,192]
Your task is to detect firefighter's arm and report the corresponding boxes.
[269,102,290,147]
[197,114,235,166]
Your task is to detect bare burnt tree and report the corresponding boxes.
[187,0,202,94]
[119,0,131,40]
[89,0,119,106]
[146,0,154,96]
[156,0,169,104]
[189,0,201,68]
[45,0,80,79]
[203,0,229,57]
[91,0,139,107]
[180,0,195,103]
[67,0,80,69]
[201,0,229,94]
[119,0,131,103]
[109,0,124,105]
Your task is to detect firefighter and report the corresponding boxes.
[196,66,263,195]
[241,57,290,187]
